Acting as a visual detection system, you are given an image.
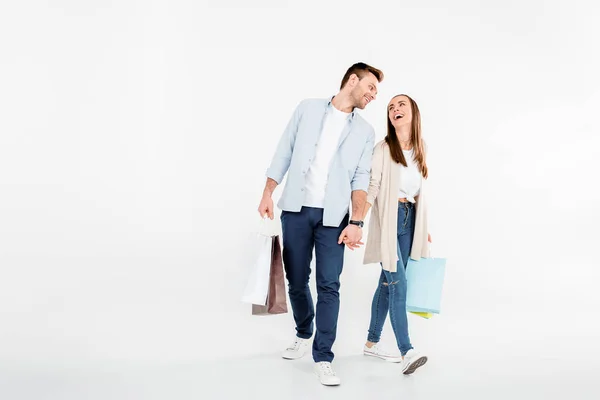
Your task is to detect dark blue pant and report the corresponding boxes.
[280,207,348,363]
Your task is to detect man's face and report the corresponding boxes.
[350,72,379,109]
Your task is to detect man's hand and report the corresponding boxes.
[338,224,364,250]
[258,194,274,219]
[258,178,278,219]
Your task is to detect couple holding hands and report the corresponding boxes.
[258,62,432,386]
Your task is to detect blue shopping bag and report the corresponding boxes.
[406,257,447,314]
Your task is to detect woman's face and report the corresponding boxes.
[388,95,412,129]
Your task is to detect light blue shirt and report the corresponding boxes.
[266,97,375,227]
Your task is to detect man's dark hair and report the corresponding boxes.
[340,62,384,90]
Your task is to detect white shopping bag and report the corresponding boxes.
[241,218,278,305]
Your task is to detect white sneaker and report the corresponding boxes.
[314,362,341,386]
[281,337,310,360]
[363,343,403,363]
[401,349,428,375]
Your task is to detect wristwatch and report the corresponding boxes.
[349,220,364,228]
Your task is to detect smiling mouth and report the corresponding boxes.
[394,114,404,120]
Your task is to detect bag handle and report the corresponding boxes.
[258,215,278,237]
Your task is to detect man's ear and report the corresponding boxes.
[348,73,359,87]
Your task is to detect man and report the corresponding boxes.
[258,62,383,386]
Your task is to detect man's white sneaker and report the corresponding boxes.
[281,337,310,360]
[401,349,428,375]
[314,362,341,386]
[363,343,402,363]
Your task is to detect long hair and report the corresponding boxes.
[384,94,428,178]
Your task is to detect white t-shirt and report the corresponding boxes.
[304,106,349,208]
[398,148,422,203]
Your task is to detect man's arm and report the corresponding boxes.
[349,128,375,222]
[263,177,278,196]
[338,129,375,249]
[258,101,304,219]
[363,137,384,217]
[258,177,279,219]
[350,190,367,221]
[362,202,373,219]
[265,101,304,184]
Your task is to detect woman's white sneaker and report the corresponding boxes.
[281,337,310,360]
[401,349,428,375]
[314,362,341,386]
[363,343,403,363]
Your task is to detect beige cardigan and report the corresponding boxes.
[363,140,430,272]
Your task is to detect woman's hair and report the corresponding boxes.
[384,94,428,178]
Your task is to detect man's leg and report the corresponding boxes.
[280,207,315,340]
[312,212,348,363]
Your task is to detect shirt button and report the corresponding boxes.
[301,188,304,191]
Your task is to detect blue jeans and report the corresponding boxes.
[367,202,415,356]
[280,207,348,363]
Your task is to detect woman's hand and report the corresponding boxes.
[428,233,432,243]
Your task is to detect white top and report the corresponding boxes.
[304,105,349,208]
[398,148,422,203]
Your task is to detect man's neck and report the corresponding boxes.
[331,93,355,113]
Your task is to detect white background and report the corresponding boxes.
[1,1,599,399]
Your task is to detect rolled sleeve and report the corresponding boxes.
[265,101,304,184]
[351,128,375,192]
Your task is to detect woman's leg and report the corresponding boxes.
[397,202,416,273]
[366,269,389,344]
[385,262,412,355]
[387,202,417,356]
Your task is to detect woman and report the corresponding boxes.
[362,94,431,375]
